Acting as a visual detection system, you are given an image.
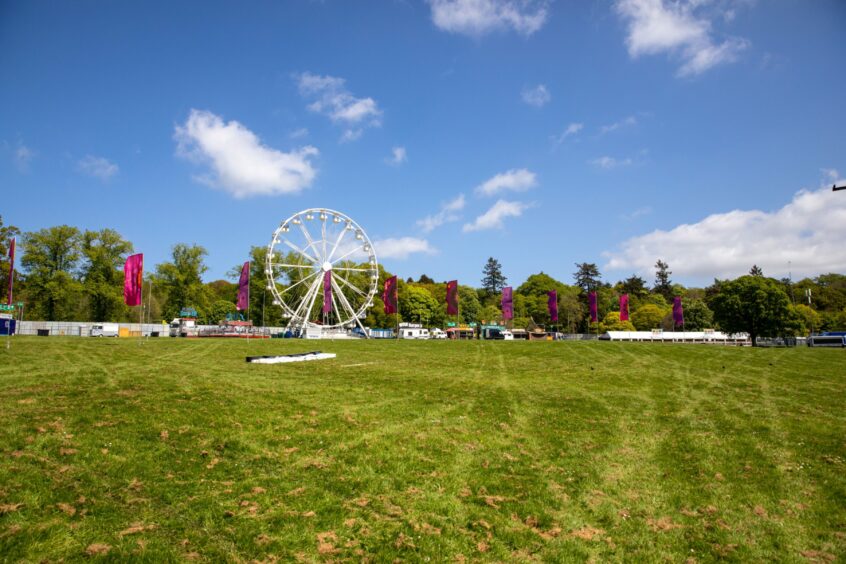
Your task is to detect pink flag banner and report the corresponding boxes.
[323,271,332,314]
[673,296,684,326]
[589,291,598,323]
[501,286,513,320]
[383,275,398,314]
[7,237,15,305]
[619,294,629,321]
[123,253,143,306]
[236,261,250,311]
[446,280,458,316]
[548,290,559,322]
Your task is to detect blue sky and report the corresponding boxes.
[2,0,845,287]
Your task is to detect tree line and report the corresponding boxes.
[3,218,846,339]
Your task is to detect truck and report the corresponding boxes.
[169,318,198,338]
[90,323,119,337]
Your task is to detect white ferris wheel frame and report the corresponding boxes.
[265,208,378,334]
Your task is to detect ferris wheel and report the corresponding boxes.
[266,208,378,334]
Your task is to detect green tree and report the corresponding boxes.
[618,274,649,300]
[458,285,481,324]
[793,304,820,334]
[749,265,764,277]
[400,285,439,325]
[481,257,507,294]
[80,229,133,322]
[679,298,714,331]
[631,304,669,331]
[573,262,601,293]
[156,243,210,320]
[202,299,238,325]
[600,311,636,332]
[21,225,83,320]
[708,275,797,346]
[653,259,673,301]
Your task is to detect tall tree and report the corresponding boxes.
[708,275,799,346]
[400,285,439,325]
[749,265,764,276]
[481,257,507,294]
[619,274,649,299]
[21,225,83,320]
[653,259,673,300]
[155,243,210,320]
[80,228,133,322]
[573,263,601,293]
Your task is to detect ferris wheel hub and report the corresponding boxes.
[321,261,332,272]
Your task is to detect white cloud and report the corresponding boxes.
[174,109,318,198]
[614,0,749,76]
[289,127,309,139]
[475,168,537,196]
[387,146,407,165]
[295,72,381,140]
[428,0,548,37]
[416,194,466,232]
[552,122,583,144]
[77,155,119,181]
[14,145,33,172]
[600,115,638,134]
[521,84,551,107]
[604,179,846,280]
[374,237,438,260]
[463,199,530,232]
[622,206,653,220]
[590,156,633,169]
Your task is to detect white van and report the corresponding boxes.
[91,323,119,337]
[430,328,447,339]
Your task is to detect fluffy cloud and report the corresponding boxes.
[590,156,633,169]
[600,115,637,134]
[463,199,530,232]
[614,0,749,76]
[551,122,583,144]
[428,0,548,37]
[475,168,537,196]
[295,72,381,141]
[175,109,318,198]
[521,84,551,107]
[604,180,846,280]
[374,237,437,260]
[77,155,118,181]
[387,146,407,165]
[416,194,466,233]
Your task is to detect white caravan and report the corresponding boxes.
[91,323,119,337]
[399,323,430,339]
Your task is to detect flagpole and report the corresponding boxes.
[247,260,251,344]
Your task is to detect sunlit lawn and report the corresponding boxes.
[1,337,844,561]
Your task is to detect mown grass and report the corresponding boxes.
[0,337,844,562]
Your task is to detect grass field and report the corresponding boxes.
[0,337,844,562]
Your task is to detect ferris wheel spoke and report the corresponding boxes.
[331,244,364,265]
[291,274,323,321]
[335,273,368,297]
[303,274,325,324]
[331,276,360,323]
[279,269,320,294]
[271,263,313,269]
[326,226,348,263]
[321,217,328,263]
[330,289,342,324]
[298,222,320,261]
[333,267,371,272]
[283,239,319,264]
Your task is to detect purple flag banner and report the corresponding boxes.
[673,296,684,326]
[7,237,15,305]
[501,286,513,320]
[236,261,250,311]
[589,291,598,323]
[446,280,458,316]
[323,271,332,314]
[383,275,398,314]
[548,290,558,322]
[620,294,629,321]
[123,253,143,306]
